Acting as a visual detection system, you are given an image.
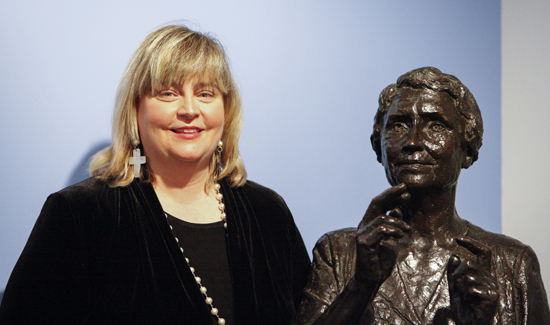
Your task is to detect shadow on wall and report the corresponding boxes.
[66,141,112,187]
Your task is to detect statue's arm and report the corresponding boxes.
[296,185,411,324]
[294,231,376,325]
[517,246,550,325]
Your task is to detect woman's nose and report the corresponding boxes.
[177,97,199,119]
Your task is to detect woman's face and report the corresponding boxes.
[137,78,224,173]
[380,88,467,190]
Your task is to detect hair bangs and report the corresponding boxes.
[146,34,230,96]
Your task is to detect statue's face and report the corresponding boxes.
[380,88,467,190]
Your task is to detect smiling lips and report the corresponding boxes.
[172,127,203,139]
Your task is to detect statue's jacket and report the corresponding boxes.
[297,222,550,324]
[0,177,311,324]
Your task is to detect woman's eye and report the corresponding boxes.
[197,91,216,101]
[156,90,178,101]
[199,91,213,97]
[161,91,176,97]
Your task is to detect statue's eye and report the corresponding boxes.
[388,122,408,133]
[429,122,447,132]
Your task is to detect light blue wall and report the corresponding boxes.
[0,0,501,292]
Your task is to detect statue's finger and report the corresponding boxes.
[455,236,492,271]
[447,254,462,279]
[360,184,409,227]
[357,222,408,247]
[358,215,411,238]
[388,208,402,219]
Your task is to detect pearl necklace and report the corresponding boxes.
[165,182,228,325]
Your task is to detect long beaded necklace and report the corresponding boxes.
[165,182,227,325]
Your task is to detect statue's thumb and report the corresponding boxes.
[447,254,461,278]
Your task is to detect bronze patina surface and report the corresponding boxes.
[296,67,550,325]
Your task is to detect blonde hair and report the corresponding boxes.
[90,25,246,187]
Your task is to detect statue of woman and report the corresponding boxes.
[296,67,550,324]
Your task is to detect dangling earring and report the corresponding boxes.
[129,146,146,178]
[217,140,224,175]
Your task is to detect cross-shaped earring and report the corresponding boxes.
[129,148,146,178]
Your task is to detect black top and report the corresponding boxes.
[0,177,311,324]
[165,214,233,325]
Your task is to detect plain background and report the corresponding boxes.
[0,0,547,302]
[502,0,550,301]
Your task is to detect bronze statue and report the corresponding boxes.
[296,67,550,324]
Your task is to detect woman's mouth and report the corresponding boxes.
[172,127,203,138]
[174,129,201,133]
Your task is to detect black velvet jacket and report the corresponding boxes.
[0,178,311,324]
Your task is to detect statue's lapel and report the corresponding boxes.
[376,266,422,324]
[420,266,451,322]
[375,258,451,324]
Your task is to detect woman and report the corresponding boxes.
[0,25,310,324]
[295,67,550,324]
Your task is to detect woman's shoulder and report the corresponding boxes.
[235,179,287,205]
[227,179,296,222]
[54,177,113,201]
[45,177,121,216]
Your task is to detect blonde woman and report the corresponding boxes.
[0,25,310,325]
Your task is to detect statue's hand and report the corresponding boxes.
[447,237,499,325]
[355,184,411,288]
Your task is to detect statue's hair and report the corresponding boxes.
[371,67,483,166]
[90,25,246,187]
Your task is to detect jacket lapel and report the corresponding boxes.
[128,180,212,324]
[222,179,260,323]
